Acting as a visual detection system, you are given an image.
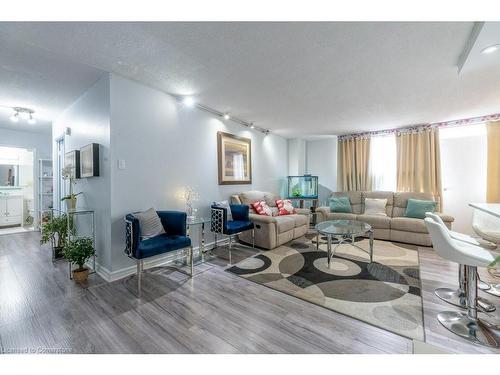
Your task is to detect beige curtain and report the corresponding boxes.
[396,128,442,201]
[337,137,371,191]
[487,121,500,203]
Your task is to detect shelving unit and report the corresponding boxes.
[38,159,53,229]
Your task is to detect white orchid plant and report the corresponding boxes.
[61,166,82,202]
[179,186,200,216]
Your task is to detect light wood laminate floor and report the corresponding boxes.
[0,232,498,354]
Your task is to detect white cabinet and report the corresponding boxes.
[0,196,24,227]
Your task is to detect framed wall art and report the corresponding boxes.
[80,143,100,178]
[217,132,252,185]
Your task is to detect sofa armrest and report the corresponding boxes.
[436,212,454,223]
[315,206,330,222]
[295,208,311,216]
[249,213,277,224]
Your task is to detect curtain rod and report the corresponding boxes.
[338,112,500,140]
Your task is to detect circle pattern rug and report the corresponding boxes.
[227,237,424,341]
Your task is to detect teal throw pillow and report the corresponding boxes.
[405,198,436,219]
[329,197,352,213]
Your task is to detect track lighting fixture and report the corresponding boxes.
[250,123,255,129]
[8,107,36,124]
[223,113,231,120]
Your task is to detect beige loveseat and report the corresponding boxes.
[230,191,310,249]
[315,191,454,247]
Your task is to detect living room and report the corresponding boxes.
[1,1,499,372]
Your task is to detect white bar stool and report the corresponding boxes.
[425,217,499,348]
[425,213,496,312]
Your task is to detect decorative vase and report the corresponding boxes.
[72,268,89,284]
[66,196,77,211]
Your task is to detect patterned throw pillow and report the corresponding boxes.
[251,201,273,216]
[276,199,295,215]
[134,208,165,239]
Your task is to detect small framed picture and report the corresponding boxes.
[80,143,100,178]
[217,132,252,185]
[64,150,80,179]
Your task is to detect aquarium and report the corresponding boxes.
[287,175,318,199]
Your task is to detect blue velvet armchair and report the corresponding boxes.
[124,210,193,297]
[211,204,254,263]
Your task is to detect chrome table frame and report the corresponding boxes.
[316,223,374,267]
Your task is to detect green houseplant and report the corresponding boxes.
[63,237,95,283]
[40,213,69,258]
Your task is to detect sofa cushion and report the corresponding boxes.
[251,201,273,216]
[290,214,308,228]
[363,198,388,216]
[239,191,267,206]
[362,191,394,216]
[356,214,391,229]
[393,192,435,217]
[329,197,352,213]
[274,216,295,233]
[331,191,362,214]
[391,217,428,233]
[264,192,281,207]
[276,199,296,215]
[405,198,436,219]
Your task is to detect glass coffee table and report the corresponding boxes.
[315,220,374,267]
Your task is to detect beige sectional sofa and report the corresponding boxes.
[230,191,310,249]
[315,191,454,247]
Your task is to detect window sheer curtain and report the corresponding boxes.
[396,127,443,203]
[337,137,371,191]
[487,121,500,203]
[369,135,397,191]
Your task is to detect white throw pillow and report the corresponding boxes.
[364,198,388,216]
[135,208,165,239]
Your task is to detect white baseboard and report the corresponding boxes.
[94,238,229,282]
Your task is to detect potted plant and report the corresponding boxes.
[63,237,95,283]
[61,166,81,211]
[40,213,69,258]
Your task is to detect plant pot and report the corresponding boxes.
[65,197,77,211]
[72,267,89,284]
[53,246,64,259]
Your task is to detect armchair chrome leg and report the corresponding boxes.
[137,260,142,298]
[437,266,499,348]
[252,228,255,248]
[228,235,232,264]
[214,233,218,249]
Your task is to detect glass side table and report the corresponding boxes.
[187,217,212,263]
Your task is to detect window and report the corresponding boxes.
[369,134,397,191]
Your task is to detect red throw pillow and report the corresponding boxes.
[251,201,273,216]
[276,199,295,215]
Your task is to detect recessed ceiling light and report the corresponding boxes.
[223,113,230,120]
[481,44,500,54]
[182,97,195,107]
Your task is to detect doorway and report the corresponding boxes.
[0,145,37,235]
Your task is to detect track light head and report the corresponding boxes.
[10,111,19,123]
[223,113,230,120]
[182,97,195,107]
[249,123,255,129]
[28,113,36,124]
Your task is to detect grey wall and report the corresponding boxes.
[52,74,112,270]
[305,138,338,205]
[109,74,289,272]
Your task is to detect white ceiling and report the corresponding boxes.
[0,22,499,137]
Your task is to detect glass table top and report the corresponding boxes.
[315,220,371,236]
[187,217,211,225]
